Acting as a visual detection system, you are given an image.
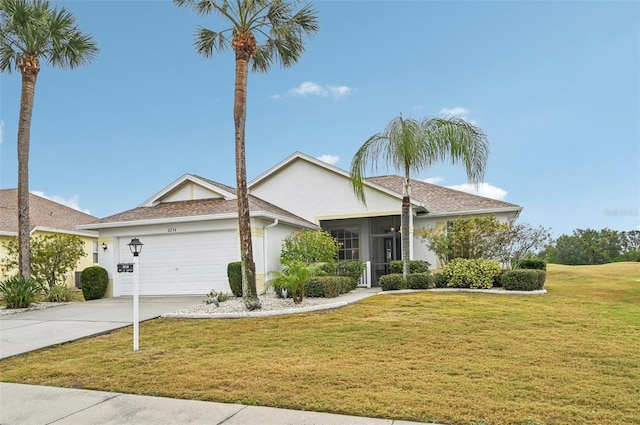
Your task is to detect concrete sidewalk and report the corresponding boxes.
[0,382,436,425]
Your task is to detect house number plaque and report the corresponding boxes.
[117,263,134,273]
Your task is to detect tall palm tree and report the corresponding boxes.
[350,115,489,279]
[0,0,98,279]
[174,0,319,309]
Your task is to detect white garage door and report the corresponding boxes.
[117,231,237,296]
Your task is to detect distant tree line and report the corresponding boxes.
[540,228,640,265]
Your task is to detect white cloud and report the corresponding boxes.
[31,191,92,214]
[439,107,476,124]
[446,183,508,201]
[423,176,444,184]
[273,81,355,100]
[317,154,340,165]
[440,107,469,117]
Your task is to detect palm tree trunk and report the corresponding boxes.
[17,57,39,279]
[234,47,259,308]
[401,173,411,279]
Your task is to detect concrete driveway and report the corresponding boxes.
[0,296,204,359]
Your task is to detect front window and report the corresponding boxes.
[93,241,99,263]
[330,228,359,260]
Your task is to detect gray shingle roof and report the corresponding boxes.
[367,175,520,214]
[0,189,98,233]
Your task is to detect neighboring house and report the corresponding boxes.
[79,174,317,297]
[0,189,99,287]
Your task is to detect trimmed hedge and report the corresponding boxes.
[406,273,435,289]
[433,272,448,288]
[501,269,546,291]
[390,260,430,274]
[379,273,404,291]
[227,262,243,297]
[516,259,547,270]
[318,261,362,291]
[304,276,353,298]
[81,266,108,300]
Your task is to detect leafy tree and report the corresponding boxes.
[1,234,86,290]
[0,0,98,279]
[280,230,338,266]
[174,0,319,310]
[351,115,489,279]
[543,228,625,265]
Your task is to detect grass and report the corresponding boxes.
[1,263,639,425]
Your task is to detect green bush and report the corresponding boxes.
[441,258,502,289]
[493,269,505,288]
[516,259,547,270]
[42,284,75,302]
[501,269,546,291]
[280,230,339,265]
[390,260,431,274]
[406,273,434,290]
[80,266,108,301]
[0,276,42,308]
[433,272,448,288]
[304,276,353,298]
[379,273,404,291]
[227,262,243,297]
[318,261,363,291]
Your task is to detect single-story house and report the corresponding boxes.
[0,189,99,287]
[80,152,521,297]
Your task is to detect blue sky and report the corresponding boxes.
[0,0,638,238]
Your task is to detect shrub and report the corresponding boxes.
[42,284,75,302]
[204,290,229,305]
[501,269,546,291]
[433,272,448,288]
[227,262,243,297]
[441,258,502,289]
[0,276,42,308]
[267,262,320,303]
[318,261,363,291]
[305,276,353,298]
[390,260,431,274]
[379,273,404,291]
[493,269,505,288]
[80,266,108,301]
[516,259,547,270]
[406,273,434,290]
[280,230,339,265]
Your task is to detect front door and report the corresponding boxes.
[371,233,401,286]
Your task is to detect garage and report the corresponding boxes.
[117,230,238,296]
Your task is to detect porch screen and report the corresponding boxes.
[330,228,359,260]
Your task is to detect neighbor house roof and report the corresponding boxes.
[367,176,521,215]
[0,189,98,236]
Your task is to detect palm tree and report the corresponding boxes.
[0,0,98,279]
[350,115,489,279]
[174,0,319,309]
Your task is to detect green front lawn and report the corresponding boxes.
[1,263,639,425]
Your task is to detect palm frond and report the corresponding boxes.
[195,26,228,57]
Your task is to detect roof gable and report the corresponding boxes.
[140,174,236,207]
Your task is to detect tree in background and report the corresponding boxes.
[542,228,638,265]
[174,0,319,310]
[0,0,98,279]
[1,234,86,291]
[350,115,489,280]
